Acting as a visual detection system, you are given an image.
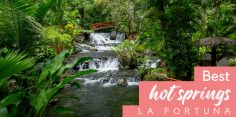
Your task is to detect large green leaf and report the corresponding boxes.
[61,69,97,85]
[57,56,93,76]
[50,69,97,101]
[0,0,35,14]
[1,92,25,106]
[0,51,34,80]
[34,0,58,22]
[38,50,71,85]
[30,89,48,113]
[0,104,7,117]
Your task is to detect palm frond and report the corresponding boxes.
[0,51,35,80]
[34,0,58,23]
[2,0,35,15]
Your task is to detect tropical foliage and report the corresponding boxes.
[112,0,236,80]
[0,0,236,116]
[229,59,236,66]
[0,50,96,117]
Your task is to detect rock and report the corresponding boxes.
[49,98,58,107]
[110,31,116,40]
[110,78,117,84]
[75,35,85,43]
[218,56,236,66]
[105,74,112,77]
[75,43,98,52]
[116,78,128,86]
[84,32,90,40]
[7,79,18,93]
[101,78,110,84]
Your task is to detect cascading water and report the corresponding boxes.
[54,32,139,117]
[75,32,138,87]
[89,32,125,51]
[77,58,120,72]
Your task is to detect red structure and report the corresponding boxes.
[91,22,115,30]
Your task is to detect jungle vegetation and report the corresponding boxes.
[0,0,236,116]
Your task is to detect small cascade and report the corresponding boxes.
[89,33,126,51]
[74,32,138,88]
[77,58,120,72]
[77,73,139,87]
[59,32,139,116]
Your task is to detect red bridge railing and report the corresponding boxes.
[91,22,115,30]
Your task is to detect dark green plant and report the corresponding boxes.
[0,51,34,117]
[150,0,200,80]
[229,59,236,66]
[114,40,143,69]
[0,50,97,117]
[0,0,60,53]
[137,66,167,81]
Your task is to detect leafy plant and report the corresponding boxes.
[0,51,34,117]
[114,40,143,69]
[42,26,73,54]
[0,0,61,54]
[229,59,236,66]
[137,66,167,81]
[0,51,34,81]
[0,50,97,117]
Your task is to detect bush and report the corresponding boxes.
[34,26,75,61]
[229,59,236,66]
[114,40,143,69]
[44,26,74,53]
[137,67,167,81]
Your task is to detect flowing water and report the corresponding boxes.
[52,33,139,117]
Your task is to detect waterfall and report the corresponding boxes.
[77,58,120,72]
[74,32,138,87]
[89,33,126,51]
[75,32,126,72]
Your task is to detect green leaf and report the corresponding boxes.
[38,50,70,85]
[1,92,25,106]
[0,104,8,117]
[51,69,97,99]
[75,69,98,77]
[34,0,58,22]
[70,82,80,88]
[0,51,34,80]
[61,69,97,85]
[57,56,93,76]
[53,106,74,114]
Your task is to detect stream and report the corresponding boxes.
[51,33,139,117]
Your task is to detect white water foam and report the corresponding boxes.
[89,33,125,51]
[76,77,139,87]
[77,58,120,72]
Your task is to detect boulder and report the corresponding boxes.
[116,78,128,86]
[110,31,117,40]
[75,35,85,43]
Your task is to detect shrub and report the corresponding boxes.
[137,67,167,81]
[114,40,143,69]
[43,26,74,53]
[229,59,236,66]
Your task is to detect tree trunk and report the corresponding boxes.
[211,46,217,66]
